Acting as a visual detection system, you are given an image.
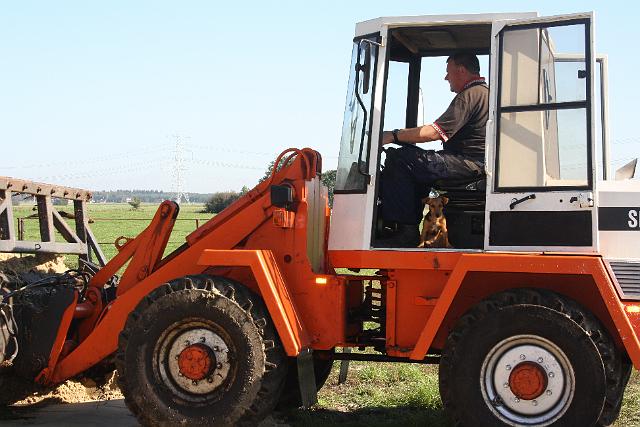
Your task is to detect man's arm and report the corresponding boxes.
[381,124,441,145]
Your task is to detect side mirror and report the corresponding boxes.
[360,42,371,94]
[271,185,293,208]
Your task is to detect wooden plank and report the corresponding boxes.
[0,176,92,201]
[36,195,55,242]
[0,190,14,241]
[0,240,87,254]
[86,226,107,266]
[52,208,82,243]
[74,200,92,264]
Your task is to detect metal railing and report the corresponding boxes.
[0,176,106,266]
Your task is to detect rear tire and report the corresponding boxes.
[439,289,612,427]
[116,275,287,426]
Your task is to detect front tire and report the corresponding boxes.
[116,275,287,426]
[439,289,611,427]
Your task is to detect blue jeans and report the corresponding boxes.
[380,146,482,225]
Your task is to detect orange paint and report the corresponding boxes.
[43,146,640,388]
[509,362,547,400]
[198,249,311,356]
[178,344,213,381]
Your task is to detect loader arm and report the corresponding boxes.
[42,148,324,384]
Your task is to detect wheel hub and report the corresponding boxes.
[178,344,216,381]
[481,335,575,425]
[158,327,232,396]
[508,361,548,400]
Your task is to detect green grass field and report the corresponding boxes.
[281,362,640,427]
[12,202,214,265]
[9,202,640,426]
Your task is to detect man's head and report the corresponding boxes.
[445,52,481,93]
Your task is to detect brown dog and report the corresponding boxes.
[419,195,452,248]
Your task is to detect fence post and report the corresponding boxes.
[17,218,24,241]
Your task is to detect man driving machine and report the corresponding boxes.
[376,51,488,247]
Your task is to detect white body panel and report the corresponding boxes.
[328,193,371,249]
[598,180,640,261]
[355,13,537,37]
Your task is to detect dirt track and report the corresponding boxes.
[2,399,137,426]
[2,400,288,426]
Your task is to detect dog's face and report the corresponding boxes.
[426,196,448,218]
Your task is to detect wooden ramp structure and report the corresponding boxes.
[0,176,106,266]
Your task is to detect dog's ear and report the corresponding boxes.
[442,196,449,205]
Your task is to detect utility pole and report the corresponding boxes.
[172,134,190,204]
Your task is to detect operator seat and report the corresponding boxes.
[432,172,486,249]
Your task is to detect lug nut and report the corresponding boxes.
[519,354,526,360]
[207,377,214,383]
[532,400,538,406]
[213,346,220,352]
[537,357,544,363]
[549,372,555,378]
[184,340,191,346]
[515,398,520,403]
[192,380,198,386]
[506,365,512,371]
[217,362,223,369]
[546,390,553,396]
[503,383,509,388]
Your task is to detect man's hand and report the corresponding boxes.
[381,125,441,146]
[382,131,395,145]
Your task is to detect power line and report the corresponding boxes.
[0,143,173,170]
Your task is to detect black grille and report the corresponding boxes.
[609,261,640,298]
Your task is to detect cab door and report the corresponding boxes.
[485,13,598,252]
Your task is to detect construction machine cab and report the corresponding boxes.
[331,12,609,253]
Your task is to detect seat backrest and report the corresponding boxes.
[433,173,487,192]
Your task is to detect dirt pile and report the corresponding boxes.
[15,374,123,406]
[1,253,124,405]
[0,253,68,291]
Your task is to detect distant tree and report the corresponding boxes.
[259,157,294,183]
[202,191,241,214]
[128,197,141,210]
[321,169,337,207]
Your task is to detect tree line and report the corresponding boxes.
[202,160,337,214]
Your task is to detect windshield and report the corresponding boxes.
[335,36,379,193]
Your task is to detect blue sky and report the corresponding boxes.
[0,1,637,193]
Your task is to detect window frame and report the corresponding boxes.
[334,32,381,195]
[494,18,593,193]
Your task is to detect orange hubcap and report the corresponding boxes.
[508,361,548,400]
[178,344,215,381]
